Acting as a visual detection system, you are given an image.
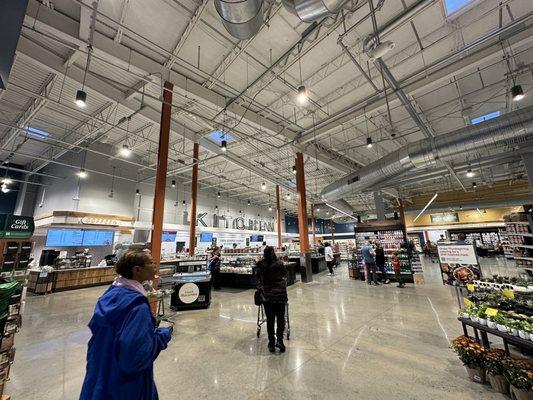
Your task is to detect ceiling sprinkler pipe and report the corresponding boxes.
[214,0,264,40]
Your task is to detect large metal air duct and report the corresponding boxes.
[282,0,346,22]
[214,0,264,40]
[321,105,533,203]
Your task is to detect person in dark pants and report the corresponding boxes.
[208,246,221,290]
[256,246,288,353]
[361,240,379,285]
[374,241,390,284]
[324,242,335,275]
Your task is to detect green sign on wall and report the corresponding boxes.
[0,215,34,239]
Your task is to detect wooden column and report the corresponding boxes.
[150,81,173,275]
[295,152,310,252]
[188,142,199,255]
[311,204,316,245]
[295,153,312,282]
[276,185,282,249]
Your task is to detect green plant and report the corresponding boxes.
[476,306,487,319]
[451,336,487,369]
[493,314,508,325]
[503,357,533,391]
[483,349,508,376]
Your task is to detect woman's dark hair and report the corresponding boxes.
[263,246,277,265]
[115,250,152,279]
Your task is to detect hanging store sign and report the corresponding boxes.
[430,213,459,224]
[0,215,34,238]
[437,244,481,285]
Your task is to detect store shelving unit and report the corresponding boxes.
[504,213,533,273]
[354,222,413,283]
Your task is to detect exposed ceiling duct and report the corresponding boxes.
[214,0,264,40]
[321,105,533,203]
[282,0,348,22]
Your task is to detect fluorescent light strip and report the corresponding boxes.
[413,193,438,222]
[325,203,358,222]
[476,208,484,216]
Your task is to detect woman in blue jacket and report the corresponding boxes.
[80,250,172,400]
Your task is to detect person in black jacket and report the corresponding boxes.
[256,246,288,353]
[375,241,390,284]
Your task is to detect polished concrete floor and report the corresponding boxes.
[8,257,513,399]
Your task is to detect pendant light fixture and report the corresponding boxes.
[296,44,308,106]
[108,166,116,198]
[215,205,218,211]
[171,180,176,188]
[466,168,474,178]
[366,137,373,148]
[286,193,291,200]
[316,207,320,212]
[182,200,186,206]
[120,143,131,157]
[77,168,88,179]
[247,200,251,206]
[221,140,227,152]
[472,182,477,189]
[0,183,9,194]
[135,188,140,196]
[268,205,272,212]
[217,191,221,198]
[261,182,266,190]
[292,165,297,174]
[511,84,524,101]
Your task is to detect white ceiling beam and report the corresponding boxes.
[114,0,131,44]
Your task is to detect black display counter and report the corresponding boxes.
[311,256,327,273]
[219,272,258,288]
[285,262,297,286]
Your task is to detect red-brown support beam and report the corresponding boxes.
[295,153,312,282]
[295,152,309,252]
[188,142,199,255]
[150,81,173,275]
[276,185,282,249]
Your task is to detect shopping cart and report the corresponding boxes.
[256,302,291,340]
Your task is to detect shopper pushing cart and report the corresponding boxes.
[255,246,289,353]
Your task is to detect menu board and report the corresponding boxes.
[162,231,176,242]
[46,229,84,247]
[45,229,114,247]
[199,232,213,242]
[82,230,114,246]
[438,244,481,285]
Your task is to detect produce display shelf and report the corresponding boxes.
[507,233,533,237]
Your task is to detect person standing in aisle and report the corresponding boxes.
[361,239,379,285]
[256,246,288,353]
[374,242,390,284]
[80,250,173,400]
[208,246,222,290]
[324,242,335,276]
[392,253,405,288]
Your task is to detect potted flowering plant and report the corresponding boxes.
[503,357,533,400]
[517,320,531,340]
[451,336,487,383]
[494,314,509,333]
[483,349,510,394]
[476,306,487,326]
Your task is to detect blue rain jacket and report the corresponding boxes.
[80,285,172,400]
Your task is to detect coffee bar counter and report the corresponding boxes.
[311,255,327,273]
[27,266,117,294]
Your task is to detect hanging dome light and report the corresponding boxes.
[217,191,221,198]
[296,85,308,106]
[292,165,297,174]
[75,90,87,108]
[466,169,474,178]
[511,84,525,101]
[221,140,227,152]
[77,168,88,179]
[135,188,140,196]
[472,182,477,189]
[247,200,251,206]
[171,180,176,188]
[366,137,373,148]
[268,205,272,211]
[286,193,291,200]
[2,177,12,185]
[261,182,266,190]
[120,144,131,157]
[182,200,186,205]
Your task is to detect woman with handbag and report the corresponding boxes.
[256,246,288,353]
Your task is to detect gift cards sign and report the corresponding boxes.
[0,215,34,238]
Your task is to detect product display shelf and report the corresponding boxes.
[338,242,349,260]
[354,223,413,282]
[504,213,533,271]
[0,237,32,398]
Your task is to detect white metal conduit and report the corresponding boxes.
[321,105,533,203]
